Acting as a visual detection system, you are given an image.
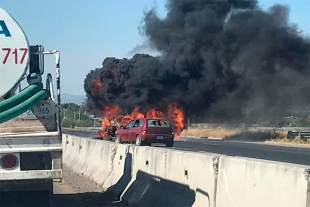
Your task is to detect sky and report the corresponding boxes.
[1,0,309,96]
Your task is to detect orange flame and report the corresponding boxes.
[166,102,184,138]
[95,106,120,138]
[130,107,145,119]
[114,107,144,127]
[96,103,185,139]
[146,109,165,119]
[92,79,103,93]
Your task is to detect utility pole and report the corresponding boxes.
[63,108,67,120]
[65,108,67,120]
[78,109,81,122]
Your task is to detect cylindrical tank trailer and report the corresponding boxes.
[0,7,30,99]
[0,8,49,124]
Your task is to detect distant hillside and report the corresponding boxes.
[61,93,86,105]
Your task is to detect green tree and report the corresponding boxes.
[61,102,97,128]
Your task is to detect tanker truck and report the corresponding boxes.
[0,7,62,200]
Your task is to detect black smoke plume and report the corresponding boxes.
[84,0,310,124]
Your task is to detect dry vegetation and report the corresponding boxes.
[180,127,310,145]
[181,128,241,138]
[266,136,310,145]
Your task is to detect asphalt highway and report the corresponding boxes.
[63,129,310,166]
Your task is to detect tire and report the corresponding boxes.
[165,140,174,147]
[135,135,142,146]
[115,134,122,144]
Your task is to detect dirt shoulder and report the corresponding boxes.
[53,165,127,207]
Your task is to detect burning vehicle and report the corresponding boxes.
[93,104,184,142]
[94,119,119,140]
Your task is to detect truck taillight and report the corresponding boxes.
[142,130,146,135]
[1,154,18,169]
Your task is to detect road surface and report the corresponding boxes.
[63,129,310,166]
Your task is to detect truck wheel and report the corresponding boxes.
[165,141,174,147]
[115,135,122,144]
[135,135,142,146]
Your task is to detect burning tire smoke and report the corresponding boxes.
[84,0,310,130]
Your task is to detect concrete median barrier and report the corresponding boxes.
[165,150,217,207]
[62,134,71,163]
[121,147,218,207]
[63,134,118,188]
[96,143,133,192]
[121,147,168,206]
[63,135,79,167]
[110,144,134,197]
[81,139,116,187]
[62,134,310,207]
[71,137,87,173]
[216,156,310,207]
